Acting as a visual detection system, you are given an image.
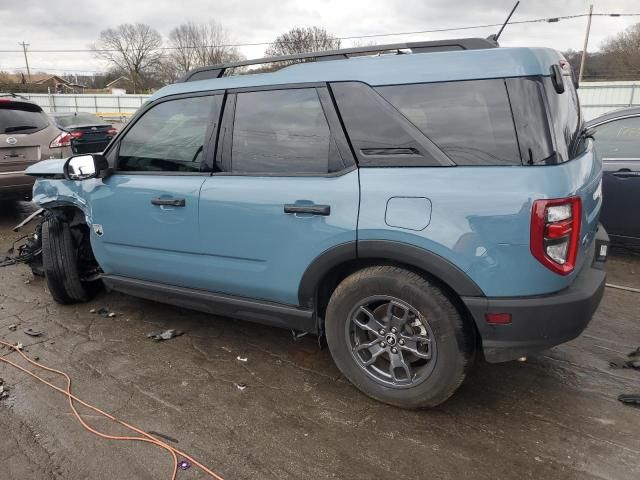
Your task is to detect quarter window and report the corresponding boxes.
[231,89,342,174]
[376,80,521,166]
[117,95,220,172]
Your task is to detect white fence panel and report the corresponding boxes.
[7,82,640,123]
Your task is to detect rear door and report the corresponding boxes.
[198,86,359,306]
[592,115,640,240]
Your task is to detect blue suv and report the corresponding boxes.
[26,39,608,408]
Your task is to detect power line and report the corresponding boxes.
[0,12,639,53]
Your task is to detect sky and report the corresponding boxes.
[0,0,638,76]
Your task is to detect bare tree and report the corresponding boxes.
[94,23,162,93]
[601,23,640,78]
[265,26,341,57]
[167,21,243,76]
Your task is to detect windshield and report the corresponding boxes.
[0,103,50,134]
[54,113,106,127]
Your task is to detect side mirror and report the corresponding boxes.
[64,154,109,181]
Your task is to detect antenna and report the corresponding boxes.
[488,1,520,44]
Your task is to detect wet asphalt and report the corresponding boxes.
[0,200,638,480]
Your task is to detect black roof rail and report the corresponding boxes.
[178,37,498,83]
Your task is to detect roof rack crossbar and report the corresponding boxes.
[178,37,497,83]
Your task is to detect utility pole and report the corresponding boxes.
[19,41,31,82]
[579,4,593,83]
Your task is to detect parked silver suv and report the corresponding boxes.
[0,94,72,199]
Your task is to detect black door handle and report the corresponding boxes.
[284,204,331,216]
[612,171,640,178]
[151,198,186,207]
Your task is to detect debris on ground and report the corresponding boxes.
[24,279,31,284]
[609,347,640,370]
[618,394,640,406]
[8,324,17,332]
[16,343,24,351]
[92,307,117,318]
[0,378,9,400]
[236,356,248,362]
[146,329,183,342]
[178,459,191,471]
[235,383,247,391]
[148,430,179,444]
[23,328,44,337]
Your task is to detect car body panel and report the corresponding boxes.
[587,109,640,243]
[358,143,601,297]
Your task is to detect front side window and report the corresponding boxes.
[377,80,521,166]
[231,88,342,174]
[118,95,220,172]
[593,116,640,160]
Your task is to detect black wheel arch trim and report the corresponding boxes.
[298,240,485,308]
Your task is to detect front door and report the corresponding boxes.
[594,115,640,241]
[88,94,223,286]
[198,86,359,306]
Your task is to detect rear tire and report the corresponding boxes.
[42,217,91,304]
[325,266,473,408]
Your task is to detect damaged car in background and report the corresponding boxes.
[10,39,610,409]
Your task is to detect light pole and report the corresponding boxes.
[579,4,594,83]
[19,41,31,82]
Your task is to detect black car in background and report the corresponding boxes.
[49,112,118,154]
[587,107,640,248]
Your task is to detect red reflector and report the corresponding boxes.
[485,313,512,325]
[546,218,573,239]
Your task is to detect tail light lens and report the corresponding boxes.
[530,197,581,275]
[70,131,83,139]
[49,132,72,148]
[106,127,118,136]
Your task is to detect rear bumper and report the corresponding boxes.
[463,227,609,363]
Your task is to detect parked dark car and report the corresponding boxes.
[49,112,118,154]
[587,107,640,247]
[0,95,72,200]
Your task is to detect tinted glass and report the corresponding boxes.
[118,95,219,172]
[331,82,444,167]
[54,113,106,127]
[543,76,581,162]
[506,77,555,164]
[377,80,521,166]
[593,116,640,160]
[231,89,336,174]
[0,103,49,134]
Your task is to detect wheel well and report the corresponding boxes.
[315,259,479,346]
[46,206,99,276]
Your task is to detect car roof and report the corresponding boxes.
[150,46,563,102]
[586,106,640,127]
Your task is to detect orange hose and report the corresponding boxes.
[0,340,224,480]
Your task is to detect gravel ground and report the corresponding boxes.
[0,200,639,480]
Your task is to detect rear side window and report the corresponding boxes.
[231,88,344,174]
[0,102,49,134]
[543,76,581,162]
[376,80,521,166]
[118,95,220,173]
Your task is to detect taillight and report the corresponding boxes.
[49,132,72,148]
[106,127,118,136]
[530,197,581,275]
[70,131,83,139]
